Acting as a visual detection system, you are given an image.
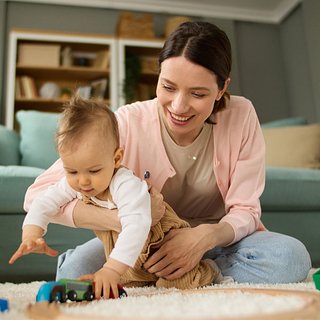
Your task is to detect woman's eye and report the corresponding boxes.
[192,92,205,98]
[163,84,174,91]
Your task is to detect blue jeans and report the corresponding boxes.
[56,231,311,284]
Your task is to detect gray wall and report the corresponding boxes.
[0,2,6,122]
[1,1,319,124]
[280,4,316,122]
[235,22,289,122]
[302,0,320,121]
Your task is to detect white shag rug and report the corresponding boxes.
[0,270,319,320]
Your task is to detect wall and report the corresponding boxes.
[0,2,6,122]
[235,22,289,122]
[0,1,319,124]
[302,0,320,121]
[280,5,316,122]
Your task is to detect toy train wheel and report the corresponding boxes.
[60,292,67,303]
[84,291,94,301]
[50,292,60,302]
[67,290,77,301]
[50,285,65,303]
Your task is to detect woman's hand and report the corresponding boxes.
[143,222,234,280]
[149,186,165,226]
[143,227,208,280]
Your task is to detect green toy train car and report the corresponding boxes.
[36,278,127,303]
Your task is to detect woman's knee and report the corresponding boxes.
[248,232,312,283]
[271,234,312,282]
[56,238,106,280]
[213,231,312,283]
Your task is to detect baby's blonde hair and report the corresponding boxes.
[56,94,119,153]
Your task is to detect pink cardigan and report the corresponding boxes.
[24,96,266,244]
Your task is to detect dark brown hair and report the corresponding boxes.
[159,21,231,115]
[56,94,119,152]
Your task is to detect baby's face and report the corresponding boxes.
[60,129,120,200]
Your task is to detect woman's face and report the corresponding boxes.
[156,56,227,146]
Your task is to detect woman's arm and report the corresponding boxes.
[73,185,165,231]
[73,201,121,232]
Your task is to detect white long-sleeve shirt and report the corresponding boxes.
[23,167,152,267]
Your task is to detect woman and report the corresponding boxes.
[24,21,311,283]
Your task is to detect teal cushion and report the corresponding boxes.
[0,125,20,165]
[16,111,60,169]
[261,167,320,211]
[262,117,307,128]
[0,165,44,213]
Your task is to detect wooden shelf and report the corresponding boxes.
[16,65,109,81]
[118,38,163,105]
[15,98,110,115]
[5,31,165,129]
[5,29,117,129]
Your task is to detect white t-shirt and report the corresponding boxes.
[23,167,151,267]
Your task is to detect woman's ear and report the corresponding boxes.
[114,148,124,168]
[216,77,231,101]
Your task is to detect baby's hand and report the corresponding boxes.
[79,267,121,299]
[9,238,59,264]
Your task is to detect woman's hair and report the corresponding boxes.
[56,94,119,152]
[159,21,232,114]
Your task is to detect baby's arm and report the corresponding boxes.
[10,177,77,264]
[24,159,78,228]
[109,169,152,267]
[80,169,151,299]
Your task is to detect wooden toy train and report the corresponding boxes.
[36,278,127,303]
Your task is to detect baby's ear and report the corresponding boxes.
[114,148,124,168]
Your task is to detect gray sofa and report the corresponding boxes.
[0,111,319,283]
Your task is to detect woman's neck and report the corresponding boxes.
[158,105,203,146]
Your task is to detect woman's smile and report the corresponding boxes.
[169,110,194,124]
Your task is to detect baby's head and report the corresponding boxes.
[56,94,123,198]
[57,94,119,154]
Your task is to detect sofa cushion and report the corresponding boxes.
[0,125,20,165]
[0,165,44,213]
[16,111,60,169]
[262,123,320,169]
[261,117,307,128]
[261,167,320,211]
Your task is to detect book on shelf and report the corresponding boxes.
[15,76,38,99]
[15,77,22,98]
[92,50,110,69]
[76,78,108,101]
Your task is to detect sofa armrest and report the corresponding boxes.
[0,125,20,165]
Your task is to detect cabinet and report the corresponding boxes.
[5,29,117,129]
[118,38,164,106]
[5,30,164,129]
